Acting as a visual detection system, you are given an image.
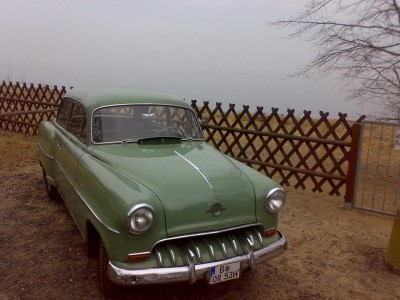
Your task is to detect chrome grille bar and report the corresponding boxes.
[218,237,227,258]
[152,225,265,267]
[205,238,215,261]
[229,234,239,255]
[167,243,176,266]
[190,240,201,263]
[255,230,263,246]
[155,246,163,267]
[245,236,255,268]
[247,231,255,248]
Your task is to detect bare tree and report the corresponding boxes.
[272,0,400,121]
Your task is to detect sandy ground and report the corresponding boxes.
[0,132,399,299]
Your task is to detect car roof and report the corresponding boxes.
[65,85,192,114]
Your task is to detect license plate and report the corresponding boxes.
[208,262,240,284]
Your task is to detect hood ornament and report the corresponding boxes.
[206,202,226,217]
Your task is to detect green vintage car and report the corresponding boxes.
[37,86,287,297]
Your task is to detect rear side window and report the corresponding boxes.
[68,102,87,143]
[56,99,73,129]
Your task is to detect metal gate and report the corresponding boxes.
[352,120,400,216]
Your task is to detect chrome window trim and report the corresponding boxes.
[90,103,205,145]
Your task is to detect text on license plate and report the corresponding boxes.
[208,262,240,284]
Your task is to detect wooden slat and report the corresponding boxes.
[0,108,58,117]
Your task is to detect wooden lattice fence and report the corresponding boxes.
[191,101,365,198]
[0,81,365,199]
[0,81,65,135]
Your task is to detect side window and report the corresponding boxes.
[56,99,73,129]
[79,116,87,143]
[67,102,87,143]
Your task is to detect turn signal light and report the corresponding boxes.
[126,253,150,263]
[264,228,277,238]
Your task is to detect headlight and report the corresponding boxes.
[266,188,286,213]
[126,204,154,234]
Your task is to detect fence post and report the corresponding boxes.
[386,208,400,274]
[344,122,362,209]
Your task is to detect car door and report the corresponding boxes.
[54,99,87,217]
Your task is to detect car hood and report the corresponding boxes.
[91,142,256,237]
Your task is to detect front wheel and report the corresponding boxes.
[98,240,119,299]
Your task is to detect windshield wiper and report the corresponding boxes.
[121,139,137,144]
[137,136,183,145]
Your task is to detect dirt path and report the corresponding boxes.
[0,133,399,299]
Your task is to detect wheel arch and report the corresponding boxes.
[86,220,101,259]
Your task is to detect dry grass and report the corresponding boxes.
[0,132,399,299]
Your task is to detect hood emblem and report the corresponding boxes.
[206,202,226,217]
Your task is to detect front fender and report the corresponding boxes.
[226,156,281,230]
[74,153,167,262]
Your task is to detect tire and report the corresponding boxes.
[42,168,59,200]
[98,240,119,299]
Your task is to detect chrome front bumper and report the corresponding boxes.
[107,231,287,286]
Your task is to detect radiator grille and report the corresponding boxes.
[153,226,264,267]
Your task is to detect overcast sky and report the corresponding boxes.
[1,0,374,119]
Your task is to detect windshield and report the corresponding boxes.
[92,104,204,144]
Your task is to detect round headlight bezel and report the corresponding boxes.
[265,187,286,213]
[126,203,154,234]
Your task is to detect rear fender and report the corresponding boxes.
[37,120,58,180]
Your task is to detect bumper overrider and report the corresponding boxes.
[108,231,287,286]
